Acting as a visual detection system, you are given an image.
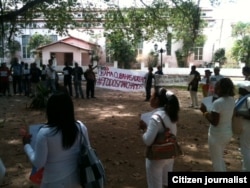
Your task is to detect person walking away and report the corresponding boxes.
[63,62,73,97]
[139,87,180,188]
[22,92,92,187]
[235,81,250,171]
[187,65,201,108]
[0,63,11,96]
[200,78,235,171]
[200,69,212,98]
[30,63,41,97]
[207,67,224,98]
[84,64,97,99]
[46,59,56,94]
[10,57,22,95]
[72,62,84,99]
[144,67,154,101]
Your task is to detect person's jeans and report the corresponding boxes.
[86,80,95,98]
[47,79,56,93]
[12,75,22,94]
[64,79,73,96]
[74,80,84,98]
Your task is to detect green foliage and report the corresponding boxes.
[104,0,207,67]
[106,32,137,69]
[28,33,53,52]
[147,51,158,67]
[7,40,21,53]
[29,83,50,109]
[170,1,207,66]
[175,49,185,67]
[0,0,221,66]
[213,48,226,65]
[231,22,250,66]
[231,22,250,39]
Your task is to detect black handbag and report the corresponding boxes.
[146,114,183,160]
[78,122,106,188]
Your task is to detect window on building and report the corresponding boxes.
[137,39,143,55]
[194,47,203,60]
[22,35,30,58]
[50,35,58,42]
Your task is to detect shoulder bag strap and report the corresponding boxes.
[236,94,250,110]
[153,114,170,132]
[77,121,87,146]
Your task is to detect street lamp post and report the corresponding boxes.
[154,44,167,70]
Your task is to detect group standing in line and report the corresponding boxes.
[0,57,97,99]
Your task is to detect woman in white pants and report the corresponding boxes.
[200,78,235,171]
[139,88,180,188]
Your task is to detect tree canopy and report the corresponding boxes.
[0,0,229,66]
[231,22,250,66]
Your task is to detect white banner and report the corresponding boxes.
[154,74,190,86]
[96,67,190,92]
[96,67,146,92]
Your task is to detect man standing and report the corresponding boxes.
[154,65,163,75]
[30,63,41,97]
[188,65,201,108]
[84,64,97,99]
[144,67,154,101]
[0,63,11,96]
[72,62,84,99]
[46,59,56,94]
[63,62,73,96]
[200,69,212,98]
[208,67,224,98]
[10,57,22,95]
[154,65,163,90]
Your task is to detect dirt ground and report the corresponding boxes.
[0,84,243,188]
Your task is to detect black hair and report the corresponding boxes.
[46,92,78,149]
[216,77,235,97]
[239,87,250,96]
[10,57,18,65]
[156,88,180,123]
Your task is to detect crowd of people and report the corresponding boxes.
[1,61,250,187]
[0,57,97,99]
[140,64,250,187]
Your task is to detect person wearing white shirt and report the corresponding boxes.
[22,92,91,187]
[46,59,56,93]
[139,88,180,188]
[201,78,235,171]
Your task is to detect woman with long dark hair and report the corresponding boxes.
[139,87,180,188]
[23,92,90,187]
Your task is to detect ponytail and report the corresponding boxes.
[156,88,180,123]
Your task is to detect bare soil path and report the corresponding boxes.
[0,86,242,188]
